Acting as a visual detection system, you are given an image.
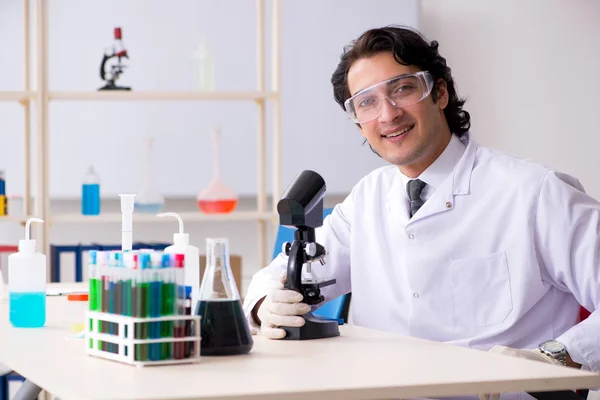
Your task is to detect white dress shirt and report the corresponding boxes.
[243,132,600,398]
[398,133,466,204]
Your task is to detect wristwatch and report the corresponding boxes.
[538,340,568,366]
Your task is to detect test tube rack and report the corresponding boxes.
[85,311,201,367]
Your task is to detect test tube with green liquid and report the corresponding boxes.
[139,253,151,361]
[160,253,174,360]
[174,253,186,360]
[88,250,98,349]
[149,253,162,361]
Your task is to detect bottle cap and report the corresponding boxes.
[19,217,44,253]
[140,253,151,269]
[67,293,89,301]
[175,253,185,268]
[114,27,122,39]
[89,250,98,265]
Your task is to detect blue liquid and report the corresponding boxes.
[82,183,100,215]
[10,292,46,328]
[134,203,163,213]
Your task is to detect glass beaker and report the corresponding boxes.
[197,127,238,213]
[195,238,252,356]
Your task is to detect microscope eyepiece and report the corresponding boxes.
[277,170,326,229]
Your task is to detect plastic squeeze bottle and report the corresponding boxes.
[8,217,46,328]
[157,212,201,310]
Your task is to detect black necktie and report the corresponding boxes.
[406,179,426,217]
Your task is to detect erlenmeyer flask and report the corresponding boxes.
[195,238,253,356]
[196,127,238,213]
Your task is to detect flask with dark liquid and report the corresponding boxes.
[195,238,252,356]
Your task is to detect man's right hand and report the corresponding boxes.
[252,273,311,339]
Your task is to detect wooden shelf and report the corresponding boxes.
[49,210,278,224]
[48,91,277,102]
[0,91,33,102]
[10,0,282,270]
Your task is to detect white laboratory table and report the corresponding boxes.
[0,285,599,400]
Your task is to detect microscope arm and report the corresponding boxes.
[285,240,305,294]
[99,54,110,81]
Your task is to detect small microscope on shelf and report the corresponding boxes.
[98,27,131,91]
[276,170,340,340]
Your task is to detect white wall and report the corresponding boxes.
[0,0,418,197]
[3,1,600,296]
[421,0,600,198]
[0,0,417,295]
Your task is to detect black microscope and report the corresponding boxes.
[277,170,340,340]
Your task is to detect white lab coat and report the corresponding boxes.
[243,133,600,399]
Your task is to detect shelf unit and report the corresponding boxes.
[48,90,278,102]
[1,0,282,272]
[0,91,34,102]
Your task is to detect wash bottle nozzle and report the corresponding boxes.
[158,212,200,311]
[119,194,136,251]
[20,217,44,253]
[157,212,189,246]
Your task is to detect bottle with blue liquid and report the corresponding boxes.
[8,218,46,328]
[82,165,101,215]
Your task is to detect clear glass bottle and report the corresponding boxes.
[81,166,101,215]
[135,137,165,213]
[195,238,252,355]
[192,39,215,91]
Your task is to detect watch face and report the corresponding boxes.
[543,340,565,353]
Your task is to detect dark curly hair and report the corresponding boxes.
[331,25,470,137]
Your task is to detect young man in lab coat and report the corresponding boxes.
[243,25,600,380]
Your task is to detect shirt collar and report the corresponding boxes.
[398,133,466,200]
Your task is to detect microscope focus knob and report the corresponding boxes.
[305,242,317,257]
[282,242,292,256]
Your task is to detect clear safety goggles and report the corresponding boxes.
[344,71,435,124]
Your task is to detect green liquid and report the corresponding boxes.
[123,280,132,316]
[89,278,97,310]
[96,278,103,349]
[160,282,175,360]
[89,278,97,349]
[140,283,149,361]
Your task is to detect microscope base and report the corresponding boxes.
[98,83,132,91]
[282,312,340,340]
